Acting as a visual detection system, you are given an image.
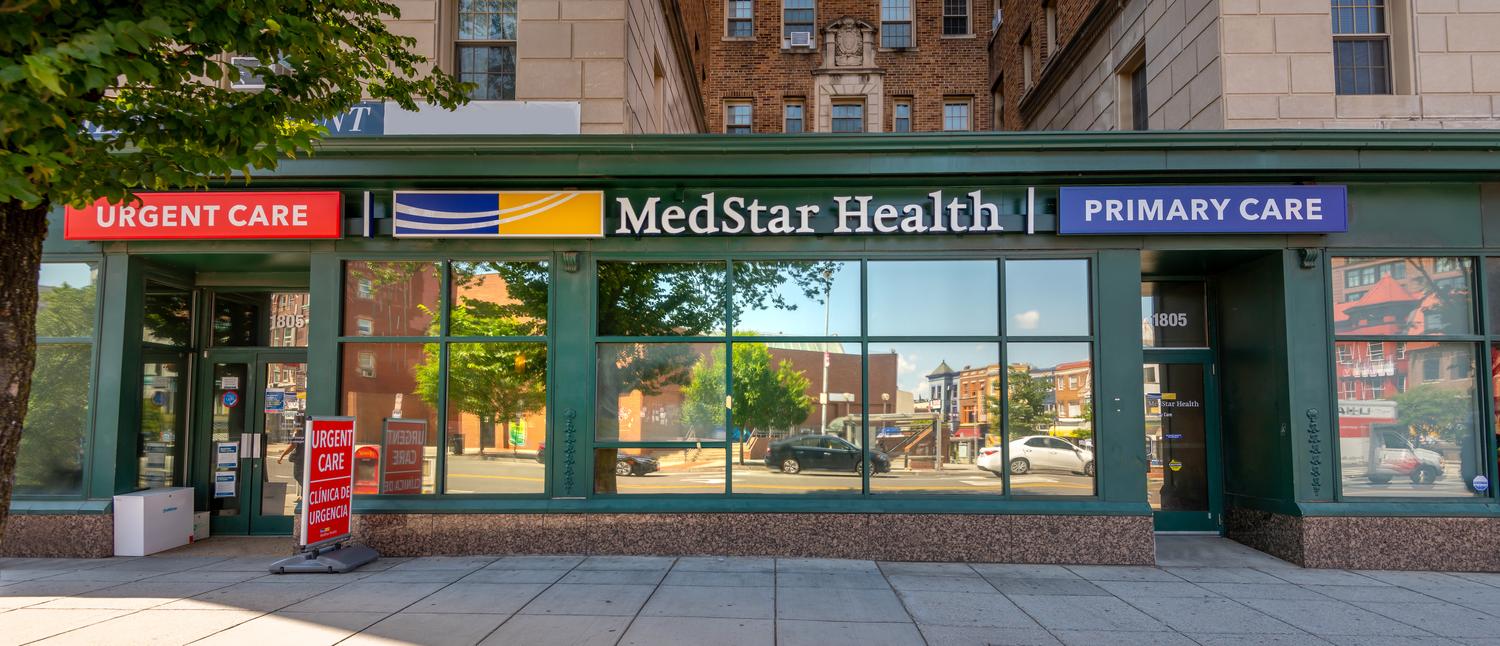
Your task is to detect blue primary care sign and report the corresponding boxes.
[1058,185,1348,235]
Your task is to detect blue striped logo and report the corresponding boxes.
[393,192,501,237]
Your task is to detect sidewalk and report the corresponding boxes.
[3,540,1500,645]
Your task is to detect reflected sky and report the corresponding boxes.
[871,342,999,394]
[40,263,94,289]
[1005,260,1090,336]
[734,261,859,336]
[1009,342,1092,372]
[868,261,999,336]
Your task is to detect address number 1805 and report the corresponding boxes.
[1146,312,1189,327]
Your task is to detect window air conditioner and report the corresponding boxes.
[789,31,813,47]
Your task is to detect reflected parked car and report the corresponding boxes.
[1368,430,1445,484]
[979,435,1095,477]
[538,443,657,477]
[764,434,891,475]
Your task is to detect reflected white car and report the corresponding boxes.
[978,436,1095,477]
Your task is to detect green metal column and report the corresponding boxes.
[307,250,339,419]
[1096,249,1148,504]
[88,253,144,498]
[550,250,592,498]
[1283,249,1335,503]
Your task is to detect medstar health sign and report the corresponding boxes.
[1057,186,1348,235]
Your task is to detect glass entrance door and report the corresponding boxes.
[195,351,307,535]
[1143,359,1221,532]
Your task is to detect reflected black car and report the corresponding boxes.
[765,434,891,475]
[616,454,659,476]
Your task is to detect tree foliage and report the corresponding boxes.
[994,365,1053,440]
[1393,382,1473,445]
[16,280,95,493]
[682,342,812,441]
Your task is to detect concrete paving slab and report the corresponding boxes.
[776,586,907,622]
[983,576,1111,596]
[342,611,508,646]
[1352,570,1484,590]
[661,570,774,587]
[39,568,169,583]
[1258,568,1388,586]
[1065,565,1184,582]
[559,567,666,585]
[1092,580,1220,598]
[1321,636,1465,645]
[0,608,134,646]
[518,584,656,616]
[1196,582,1334,600]
[777,558,879,574]
[1155,536,1297,569]
[486,555,583,570]
[1182,635,1333,646]
[574,556,675,571]
[776,571,890,589]
[361,568,479,583]
[281,581,448,614]
[1052,629,1201,645]
[404,582,548,615]
[1302,584,1450,603]
[1236,598,1432,636]
[191,610,386,646]
[387,556,497,571]
[183,557,293,573]
[459,568,567,584]
[1008,594,1170,632]
[917,625,1062,645]
[969,564,1080,579]
[876,562,978,577]
[246,571,374,584]
[1351,600,1500,638]
[639,585,773,619]
[619,616,773,646]
[1165,567,1288,584]
[886,574,997,593]
[156,581,345,612]
[777,620,924,646]
[1123,596,1302,634]
[0,580,124,609]
[137,570,265,584]
[33,580,235,610]
[671,557,773,573]
[100,557,227,572]
[1449,572,1500,588]
[478,614,630,645]
[898,590,1038,629]
[29,608,262,646]
[0,569,70,583]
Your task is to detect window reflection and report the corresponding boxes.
[736,342,862,494]
[1006,260,1090,337]
[341,343,439,494]
[1336,341,1482,497]
[1141,281,1207,348]
[868,261,998,336]
[449,261,548,337]
[868,342,1003,495]
[139,359,186,488]
[142,283,191,347]
[596,447,726,494]
[37,263,97,338]
[441,342,547,494]
[211,291,310,347]
[16,344,90,495]
[1008,343,1095,496]
[732,261,859,336]
[596,343,726,442]
[597,262,725,336]
[1332,257,1475,336]
[343,261,441,337]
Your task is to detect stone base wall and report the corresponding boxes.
[350,513,1155,564]
[0,514,113,558]
[1227,508,1500,572]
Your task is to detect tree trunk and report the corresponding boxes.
[0,200,48,545]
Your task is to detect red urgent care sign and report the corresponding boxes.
[301,417,357,547]
[64,191,342,240]
[379,419,426,495]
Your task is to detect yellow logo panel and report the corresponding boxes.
[496,191,604,238]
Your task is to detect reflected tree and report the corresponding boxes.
[18,281,96,493]
[1393,381,1473,446]
[995,365,1052,441]
[683,342,812,463]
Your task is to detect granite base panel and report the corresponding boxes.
[0,513,113,558]
[1227,509,1500,572]
[349,513,1155,564]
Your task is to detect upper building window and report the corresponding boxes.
[728,0,754,38]
[784,101,804,133]
[1021,31,1034,89]
[991,80,1004,130]
[1332,0,1391,95]
[1044,0,1058,58]
[943,100,971,131]
[943,0,970,36]
[832,102,864,132]
[893,100,912,132]
[783,0,815,44]
[881,0,914,48]
[726,102,753,133]
[457,0,517,100]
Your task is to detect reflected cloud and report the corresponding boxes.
[1013,310,1041,330]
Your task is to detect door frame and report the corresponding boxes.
[1143,349,1223,533]
[191,347,307,536]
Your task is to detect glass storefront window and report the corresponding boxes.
[441,342,547,494]
[343,261,441,337]
[341,342,440,494]
[1331,257,1475,336]
[16,344,91,495]
[1006,260,1090,337]
[142,282,191,346]
[732,261,860,336]
[868,260,998,337]
[597,262,726,337]
[1141,281,1207,348]
[36,263,96,338]
[596,342,726,442]
[868,342,1002,495]
[1007,343,1095,496]
[138,358,187,488]
[733,341,861,494]
[595,447,727,494]
[212,291,310,347]
[1335,341,1482,498]
[449,261,548,337]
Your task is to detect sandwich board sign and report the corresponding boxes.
[269,417,379,574]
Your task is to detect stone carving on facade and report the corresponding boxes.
[833,17,863,66]
[811,17,884,133]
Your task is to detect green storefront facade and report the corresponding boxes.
[7,131,1500,569]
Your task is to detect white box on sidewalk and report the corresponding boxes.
[113,487,194,556]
